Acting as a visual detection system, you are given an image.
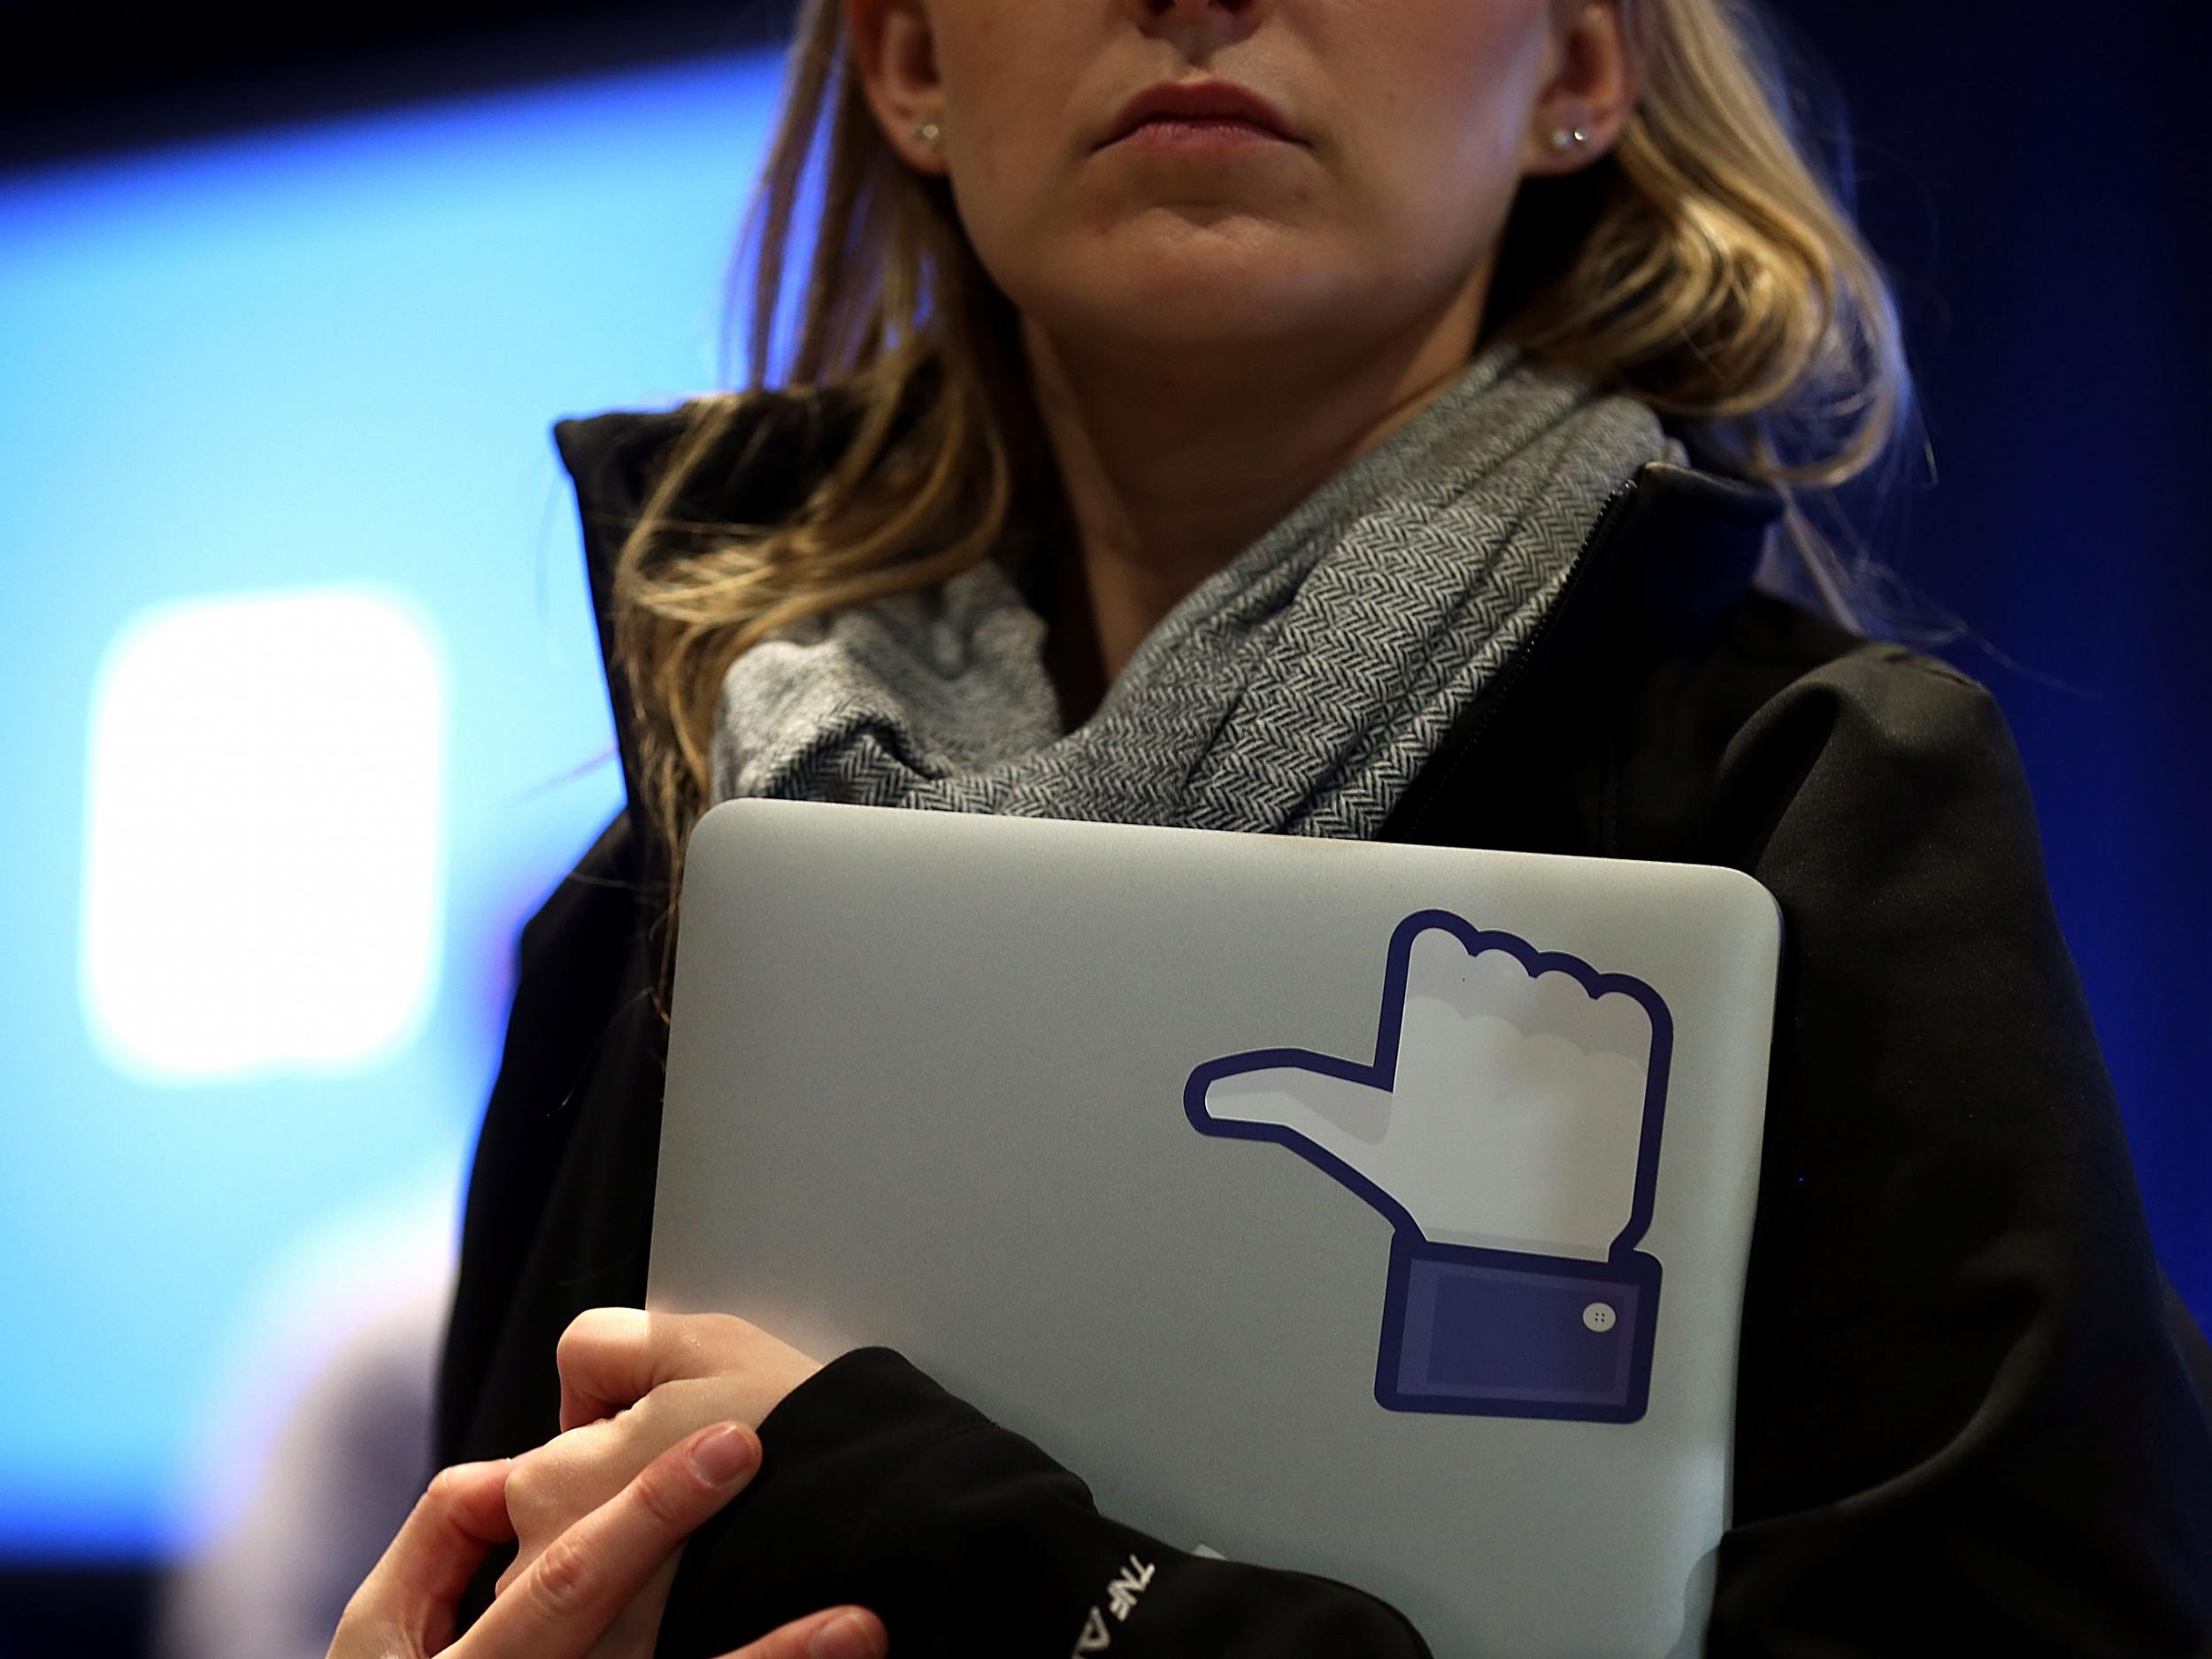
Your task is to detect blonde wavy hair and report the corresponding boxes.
[610,0,1917,999]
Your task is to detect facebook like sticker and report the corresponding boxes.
[1185,910,1674,1425]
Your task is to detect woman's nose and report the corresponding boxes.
[1131,0,1271,41]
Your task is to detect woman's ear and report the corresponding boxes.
[1525,0,1641,177]
[843,0,950,173]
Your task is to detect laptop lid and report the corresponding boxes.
[650,798,1781,1657]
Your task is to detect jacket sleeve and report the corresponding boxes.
[1703,649,2212,1655]
[655,1348,1432,1658]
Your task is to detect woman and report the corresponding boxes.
[382,0,2212,1654]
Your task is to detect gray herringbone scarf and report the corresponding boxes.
[710,343,1675,839]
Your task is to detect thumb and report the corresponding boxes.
[715,1607,888,1659]
[1194,1056,1397,1167]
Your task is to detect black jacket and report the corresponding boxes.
[436,389,2212,1656]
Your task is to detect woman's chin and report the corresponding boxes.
[1038,276,1344,356]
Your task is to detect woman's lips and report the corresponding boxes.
[1110,117,1298,151]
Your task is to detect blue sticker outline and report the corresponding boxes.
[1183,909,1676,1424]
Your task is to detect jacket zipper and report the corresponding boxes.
[1392,475,1640,844]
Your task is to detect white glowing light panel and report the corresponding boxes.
[82,586,445,1081]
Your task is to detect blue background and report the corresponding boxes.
[0,50,787,1558]
[0,0,2204,1596]
[1768,0,2211,1336]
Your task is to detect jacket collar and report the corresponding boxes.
[552,386,870,878]
[550,391,1786,863]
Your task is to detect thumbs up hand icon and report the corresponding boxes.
[1185,911,1674,1423]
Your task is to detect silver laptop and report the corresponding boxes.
[650,798,1781,1657]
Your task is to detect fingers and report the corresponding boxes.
[497,1416,633,1594]
[460,1420,760,1659]
[557,1306,660,1432]
[557,1309,819,1437]
[332,1459,514,1656]
[718,1607,887,1659]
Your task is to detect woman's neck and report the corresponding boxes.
[1017,281,1491,714]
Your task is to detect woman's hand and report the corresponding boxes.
[328,1419,887,1659]
[495,1310,826,1658]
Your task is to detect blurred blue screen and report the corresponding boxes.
[0,50,786,1557]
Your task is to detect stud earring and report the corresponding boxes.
[1548,125,1590,153]
[912,120,942,147]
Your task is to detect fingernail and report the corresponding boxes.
[688,1424,757,1486]
[808,1612,883,1659]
